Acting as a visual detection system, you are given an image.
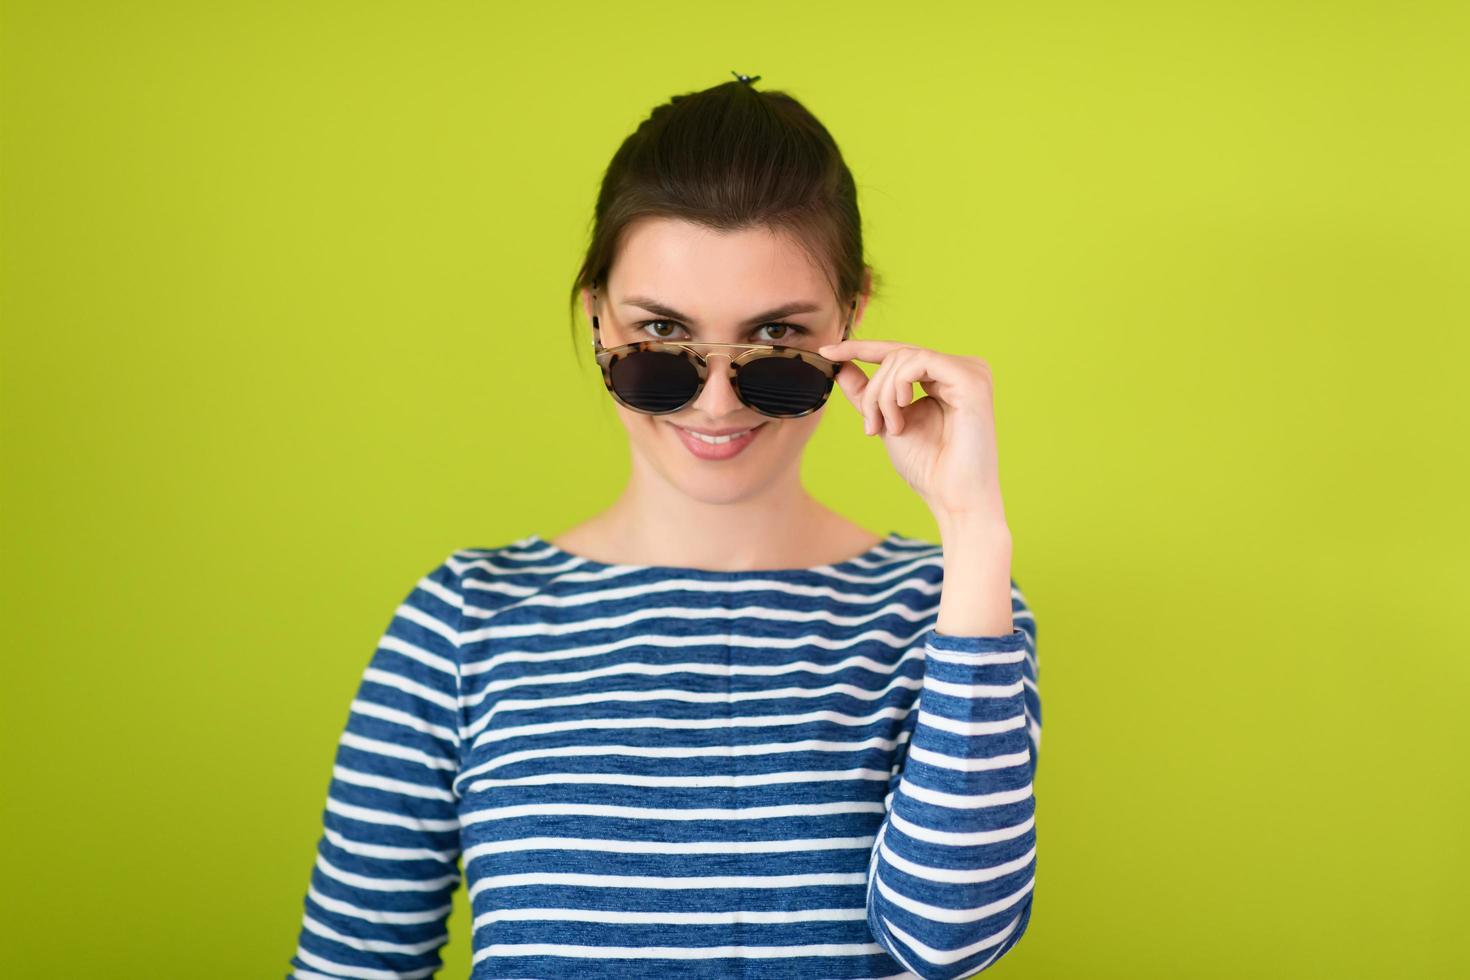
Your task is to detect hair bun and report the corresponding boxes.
[730,70,762,85]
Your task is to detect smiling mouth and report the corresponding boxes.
[675,422,767,444]
[668,420,769,459]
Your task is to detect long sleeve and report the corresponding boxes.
[866,582,1040,979]
[287,555,467,980]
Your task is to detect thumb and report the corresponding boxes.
[828,360,869,409]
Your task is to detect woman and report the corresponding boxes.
[288,73,1041,980]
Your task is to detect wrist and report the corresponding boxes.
[933,521,1015,638]
[936,512,1012,546]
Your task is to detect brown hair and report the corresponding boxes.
[567,77,879,357]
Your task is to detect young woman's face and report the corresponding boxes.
[583,216,862,505]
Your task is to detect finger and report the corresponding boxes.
[858,346,911,434]
[860,354,895,435]
[876,349,913,436]
[817,338,913,364]
[891,349,990,412]
[829,359,870,413]
[896,364,917,407]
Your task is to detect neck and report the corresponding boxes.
[597,451,835,571]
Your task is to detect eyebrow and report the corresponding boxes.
[619,295,824,327]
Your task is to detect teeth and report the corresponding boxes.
[686,427,753,444]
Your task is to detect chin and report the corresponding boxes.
[629,419,778,501]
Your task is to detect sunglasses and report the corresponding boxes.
[590,289,857,418]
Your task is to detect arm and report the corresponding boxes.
[287,555,467,979]
[865,580,1041,979]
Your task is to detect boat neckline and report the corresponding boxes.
[523,529,909,577]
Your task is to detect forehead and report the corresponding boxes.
[607,217,830,310]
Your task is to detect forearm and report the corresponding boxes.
[934,516,1014,637]
[865,588,1038,977]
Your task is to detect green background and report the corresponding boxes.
[3,1,1465,976]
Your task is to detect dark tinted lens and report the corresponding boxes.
[608,350,700,413]
[736,355,832,417]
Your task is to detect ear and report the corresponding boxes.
[844,267,874,339]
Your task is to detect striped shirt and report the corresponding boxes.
[288,530,1041,980]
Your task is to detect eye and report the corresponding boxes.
[639,320,686,340]
[757,322,809,343]
[636,320,811,343]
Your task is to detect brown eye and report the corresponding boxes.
[641,320,685,340]
[758,322,808,343]
[638,320,809,342]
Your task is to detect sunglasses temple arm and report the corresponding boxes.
[589,289,609,357]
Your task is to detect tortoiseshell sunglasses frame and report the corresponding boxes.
[589,288,858,419]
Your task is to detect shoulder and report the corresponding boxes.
[439,534,589,631]
[396,538,551,627]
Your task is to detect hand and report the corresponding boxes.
[817,338,1009,528]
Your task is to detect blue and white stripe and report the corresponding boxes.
[288,531,1041,979]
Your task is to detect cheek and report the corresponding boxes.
[614,406,656,429]
[621,413,678,448]
[766,415,822,446]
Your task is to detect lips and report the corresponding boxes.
[680,424,762,438]
[670,421,767,460]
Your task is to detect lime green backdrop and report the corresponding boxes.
[3,1,1465,977]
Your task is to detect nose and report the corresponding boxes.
[689,354,747,417]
